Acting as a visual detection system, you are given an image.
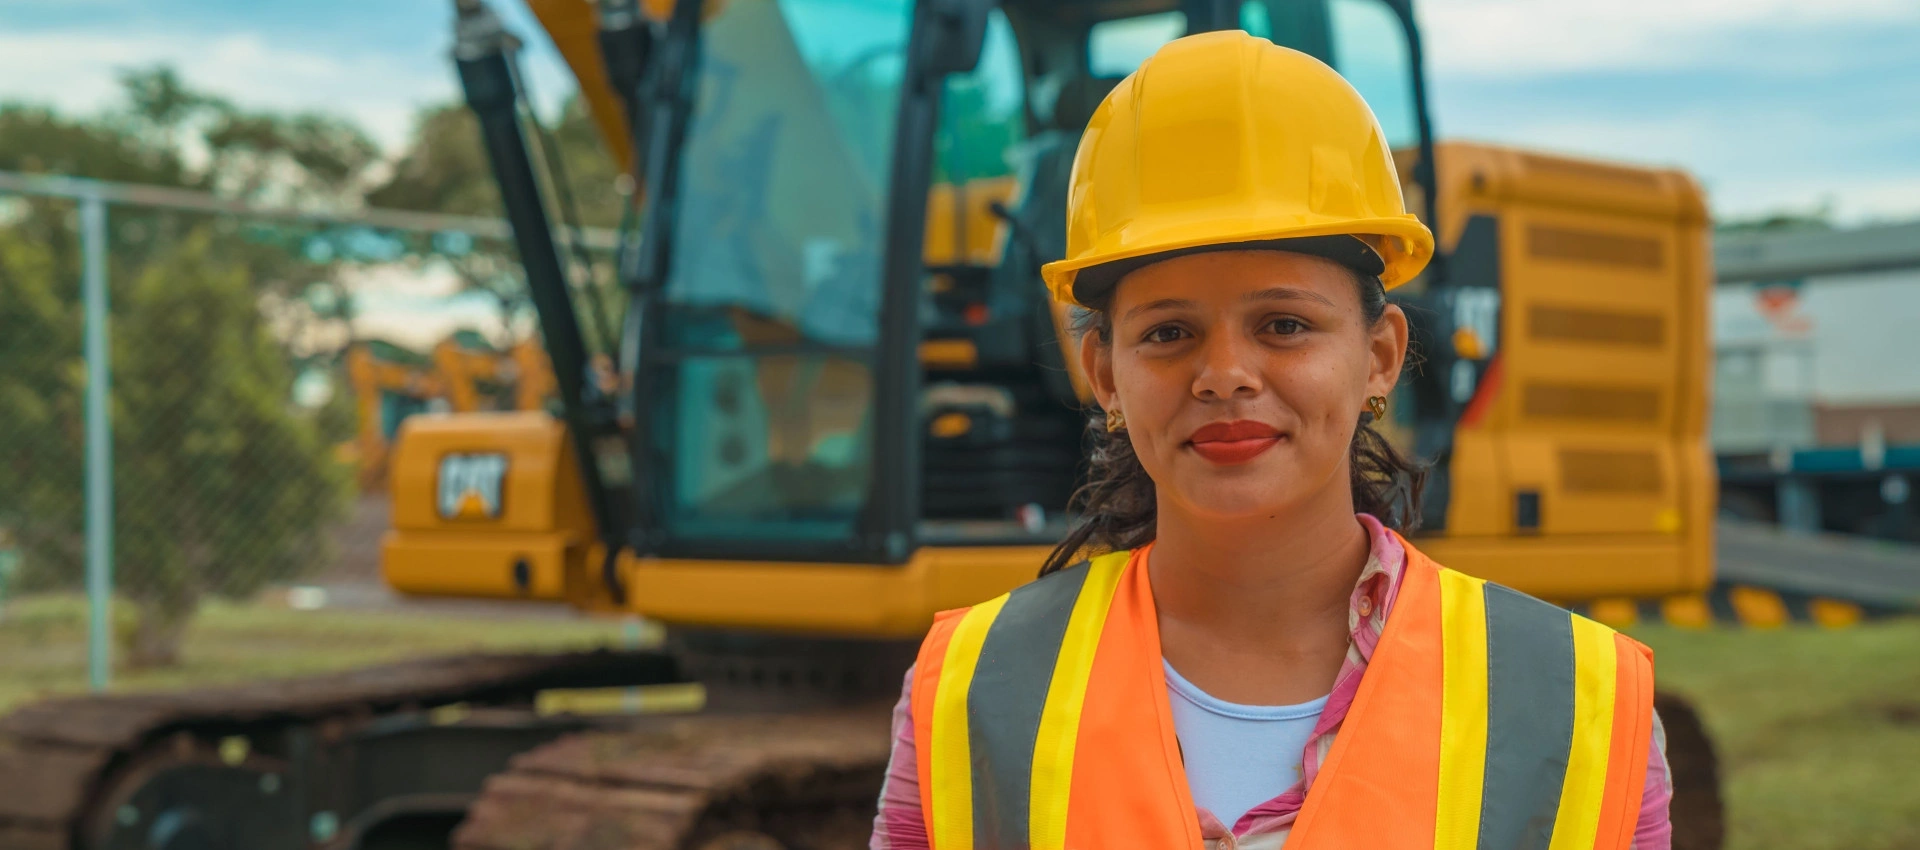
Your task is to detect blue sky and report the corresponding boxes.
[2,0,1916,225]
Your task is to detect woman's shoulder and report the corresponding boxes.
[1036,547,1133,582]
[1417,557,1653,664]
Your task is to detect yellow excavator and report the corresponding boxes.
[345,334,555,490]
[0,1,1726,848]
[395,0,1715,620]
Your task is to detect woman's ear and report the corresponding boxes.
[1078,324,1119,411]
[1367,302,1410,399]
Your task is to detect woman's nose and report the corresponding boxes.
[1191,332,1263,400]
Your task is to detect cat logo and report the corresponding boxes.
[437,453,508,520]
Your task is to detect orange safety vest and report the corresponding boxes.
[910,534,1654,850]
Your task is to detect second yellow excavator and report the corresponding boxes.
[345,333,554,490]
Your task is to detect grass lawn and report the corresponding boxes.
[1634,618,1920,850]
[3,595,1915,849]
[0,594,638,714]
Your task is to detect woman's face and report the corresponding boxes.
[1080,249,1409,522]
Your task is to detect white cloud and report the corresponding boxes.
[0,29,454,150]
[1417,0,1920,76]
[1419,0,1920,225]
[351,296,523,352]
[338,262,529,351]
[0,18,584,154]
[340,261,467,300]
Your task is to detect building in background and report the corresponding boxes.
[1713,219,1920,541]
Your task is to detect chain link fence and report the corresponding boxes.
[0,172,626,708]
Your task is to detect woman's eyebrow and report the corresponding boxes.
[1245,286,1336,307]
[1121,297,1199,323]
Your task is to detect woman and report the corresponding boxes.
[872,32,1672,850]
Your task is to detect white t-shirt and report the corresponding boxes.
[1163,660,1329,830]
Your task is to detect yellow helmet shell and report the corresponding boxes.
[1041,31,1436,306]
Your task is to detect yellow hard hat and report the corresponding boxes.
[1041,31,1435,307]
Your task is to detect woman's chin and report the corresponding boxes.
[1167,475,1307,523]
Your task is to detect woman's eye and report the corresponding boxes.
[1266,318,1306,335]
[1144,325,1187,344]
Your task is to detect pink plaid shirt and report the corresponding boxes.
[870,515,1674,850]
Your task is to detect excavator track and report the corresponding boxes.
[454,709,892,850]
[0,651,676,850]
[0,648,1731,850]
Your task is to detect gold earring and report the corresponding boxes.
[1365,395,1388,420]
[1105,407,1127,433]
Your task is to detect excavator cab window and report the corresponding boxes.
[646,0,918,547]
[918,8,1089,530]
[1088,11,1188,76]
[1232,0,1421,151]
[1325,0,1420,150]
[922,8,1026,356]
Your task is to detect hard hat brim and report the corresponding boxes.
[1042,215,1435,308]
[1067,235,1384,308]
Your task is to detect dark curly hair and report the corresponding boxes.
[1039,265,1427,576]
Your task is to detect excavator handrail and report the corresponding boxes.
[615,0,709,555]
[454,0,629,597]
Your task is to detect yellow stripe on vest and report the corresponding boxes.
[1547,616,1621,850]
[1029,551,1130,850]
[1435,569,1489,850]
[930,593,1010,850]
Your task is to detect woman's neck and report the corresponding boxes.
[1147,482,1371,706]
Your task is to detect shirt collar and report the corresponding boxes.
[1348,513,1408,660]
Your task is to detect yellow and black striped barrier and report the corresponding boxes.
[1568,584,1885,630]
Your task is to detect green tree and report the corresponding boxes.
[366,104,500,218]
[546,95,629,229]
[365,105,536,330]
[369,95,624,226]
[0,68,356,667]
[0,230,86,580]
[368,95,627,350]
[111,232,349,665]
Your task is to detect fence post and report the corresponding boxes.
[82,189,114,692]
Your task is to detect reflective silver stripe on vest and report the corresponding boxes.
[1478,583,1577,850]
[964,562,1092,849]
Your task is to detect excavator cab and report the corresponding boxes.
[389,0,1712,634]
[603,0,1442,562]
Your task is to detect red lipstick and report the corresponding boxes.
[1186,420,1283,465]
